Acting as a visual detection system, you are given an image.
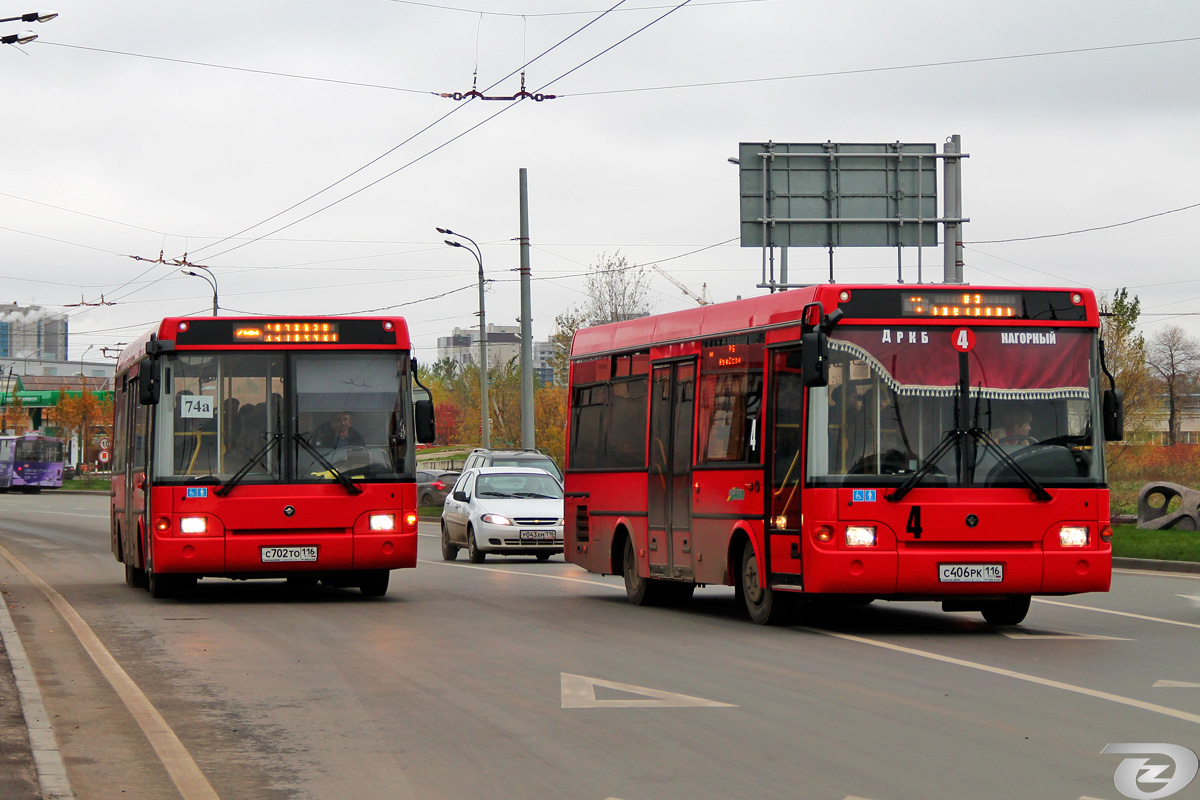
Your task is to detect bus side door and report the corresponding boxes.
[648,361,695,581]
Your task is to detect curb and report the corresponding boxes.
[1113,557,1200,575]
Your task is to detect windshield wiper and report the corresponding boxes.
[969,428,1051,502]
[293,433,362,495]
[216,433,284,497]
[887,429,959,503]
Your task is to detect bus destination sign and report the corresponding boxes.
[233,321,340,343]
[902,292,1024,319]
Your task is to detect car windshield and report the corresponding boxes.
[475,473,564,499]
[155,351,411,484]
[792,326,1105,489]
[490,456,563,481]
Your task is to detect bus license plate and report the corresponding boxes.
[519,530,555,543]
[939,563,1003,582]
[261,546,318,563]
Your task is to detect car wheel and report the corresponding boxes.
[441,521,459,561]
[740,540,792,625]
[359,570,390,597]
[467,527,485,563]
[420,493,433,507]
[980,595,1031,626]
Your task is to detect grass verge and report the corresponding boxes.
[1111,523,1200,563]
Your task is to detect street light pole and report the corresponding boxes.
[437,227,490,449]
[181,266,219,315]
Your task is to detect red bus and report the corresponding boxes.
[564,285,1123,625]
[110,316,436,598]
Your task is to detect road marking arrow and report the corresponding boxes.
[561,673,736,709]
[999,629,1129,640]
[1154,680,1200,688]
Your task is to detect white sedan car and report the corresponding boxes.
[440,467,565,563]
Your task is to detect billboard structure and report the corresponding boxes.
[738,136,966,287]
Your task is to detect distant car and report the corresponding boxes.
[440,467,564,563]
[416,469,459,508]
[461,448,563,483]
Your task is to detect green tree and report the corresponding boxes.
[1099,289,1157,450]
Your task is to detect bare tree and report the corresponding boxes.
[579,251,655,325]
[1147,324,1200,445]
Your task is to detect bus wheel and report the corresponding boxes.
[124,559,147,589]
[359,570,390,597]
[740,541,792,625]
[467,528,486,563]
[147,569,177,599]
[980,595,1031,626]
[441,522,459,561]
[622,536,667,606]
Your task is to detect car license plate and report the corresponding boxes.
[519,530,555,543]
[939,563,1003,582]
[261,546,318,563]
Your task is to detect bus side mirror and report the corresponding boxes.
[801,331,829,387]
[415,399,436,444]
[137,365,160,405]
[1103,388,1124,441]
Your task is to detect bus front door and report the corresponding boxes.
[648,361,695,581]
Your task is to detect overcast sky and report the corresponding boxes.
[3,0,1198,364]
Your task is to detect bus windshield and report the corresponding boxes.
[798,326,1104,489]
[156,351,410,484]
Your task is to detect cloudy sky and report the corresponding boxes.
[3,0,1198,364]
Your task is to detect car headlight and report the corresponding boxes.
[481,513,513,526]
[369,514,396,531]
[179,516,207,534]
[1059,526,1089,547]
[845,525,877,547]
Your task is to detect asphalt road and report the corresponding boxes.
[2,492,1200,800]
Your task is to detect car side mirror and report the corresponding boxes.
[415,399,435,444]
[1103,388,1124,441]
[453,490,468,502]
[801,330,829,387]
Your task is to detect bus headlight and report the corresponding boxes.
[369,514,396,531]
[845,526,877,547]
[179,516,207,534]
[1059,526,1089,547]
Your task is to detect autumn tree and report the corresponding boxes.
[55,386,110,462]
[1147,324,1200,446]
[1099,289,1157,448]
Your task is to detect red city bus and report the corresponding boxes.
[111,316,436,598]
[564,285,1123,625]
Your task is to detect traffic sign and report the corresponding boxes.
[98,450,110,464]
[99,436,111,449]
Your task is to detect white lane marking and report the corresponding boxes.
[1178,594,1200,603]
[1154,680,1200,688]
[418,558,625,592]
[0,573,74,799]
[561,673,736,709]
[804,627,1200,726]
[0,544,221,800]
[1034,598,1200,630]
[999,629,1130,640]
[15,510,108,520]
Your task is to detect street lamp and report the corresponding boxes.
[181,265,219,316]
[78,344,94,379]
[437,226,489,449]
[1,10,57,46]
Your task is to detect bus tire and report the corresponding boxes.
[441,521,459,561]
[359,570,389,597]
[980,595,1031,626]
[124,559,147,589]
[740,540,792,625]
[622,536,668,606]
[467,528,485,563]
[147,568,177,599]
